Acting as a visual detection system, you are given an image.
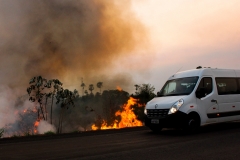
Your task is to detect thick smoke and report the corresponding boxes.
[0,0,146,89]
[37,120,56,134]
[0,0,147,134]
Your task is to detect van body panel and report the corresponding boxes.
[212,69,236,77]
[235,70,240,77]
[197,89,219,124]
[145,68,240,131]
[178,93,197,114]
[169,70,201,80]
[147,96,186,109]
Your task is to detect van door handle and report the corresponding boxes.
[211,99,217,103]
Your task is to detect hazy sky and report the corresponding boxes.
[114,0,240,91]
[1,0,240,93]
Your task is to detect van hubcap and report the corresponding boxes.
[188,119,196,128]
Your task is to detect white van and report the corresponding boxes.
[144,68,240,132]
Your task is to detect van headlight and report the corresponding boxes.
[144,108,147,115]
[168,99,184,114]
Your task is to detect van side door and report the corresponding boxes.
[196,77,219,124]
[215,78,240,122]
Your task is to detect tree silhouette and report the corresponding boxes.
[45,79,63,124]
[84,90,89,96]
[44,92,52,121]
[132,84,156,122]
[134,84,140,94]
[56,88,77,133]
[97,82,103,94]
[89,84,94,95]
[27,76,47,120]
[80,78,85,96]
[101,90,129,126]
[73,89,79,98]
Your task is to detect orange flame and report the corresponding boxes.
[116,86,122,91]
[34,120,40,134]
[91,97,143,130]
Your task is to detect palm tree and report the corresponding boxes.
[134,84,140,94]
[80,78,85,96]
[89,84,94,95]
[97,82,103,94]
[73,89,79,98]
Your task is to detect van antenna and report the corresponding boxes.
[172,66,183,77]
[175,66,183,74]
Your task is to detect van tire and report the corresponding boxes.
[184,113,200,132]
[149,126,162,133]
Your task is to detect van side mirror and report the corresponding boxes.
[196,88,206,99]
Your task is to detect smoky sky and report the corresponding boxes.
[0,0,147,91]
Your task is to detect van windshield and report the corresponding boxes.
[158,76,199,97]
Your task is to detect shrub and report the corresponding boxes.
[44,131,55,135]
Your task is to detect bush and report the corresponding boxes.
[44,131,56,135]
[71,130,80,134]
[24,132,32,137]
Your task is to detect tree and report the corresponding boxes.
[134,84,140,94]
[84,90,88,96]
[132,84,156,122]
[73,89,79,98]
[55,89,77,133]
[80,78,85,96]
[101,90,129,126]
[27,76,47,120]
[97,82,103,94]
[45,79,63,124]
[44,92,52,121]
[89,84,94,95]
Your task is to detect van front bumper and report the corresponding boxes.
[145,111,188,128]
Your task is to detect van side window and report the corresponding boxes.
[196,77,213,97]
[216,78,238,95]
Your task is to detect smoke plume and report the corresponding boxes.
[0,0,147,134]
[0,0,147,90]
[37,120,56,134]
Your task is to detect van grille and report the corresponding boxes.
[147,109,169,118]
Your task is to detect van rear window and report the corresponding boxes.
[215,78,238,95]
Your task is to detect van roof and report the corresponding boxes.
[168,68,240,80]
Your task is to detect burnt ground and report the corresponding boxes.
[1,122,240,160]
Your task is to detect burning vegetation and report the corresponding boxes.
[91,97,143,130]
[1,75,155,137]
[0,0,149,137]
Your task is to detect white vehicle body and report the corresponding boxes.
[144,68,240,131]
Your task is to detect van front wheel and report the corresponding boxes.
[185,113,200,132]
